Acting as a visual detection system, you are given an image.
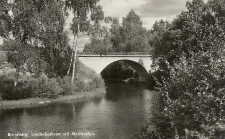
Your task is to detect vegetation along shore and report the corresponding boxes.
[0,51,106,108]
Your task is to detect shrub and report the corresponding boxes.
[11,81,32,100]
[0,60,106,100]
[0,75,33,100]
[73,79,85,92]
[29,75,63,99]
[147,70,169,90]
[0,76,14,100]
[143,53,225,139]
[85,76,105,91]
[59,75,74,95]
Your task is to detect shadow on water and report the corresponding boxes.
[105,83,148,101]
[0,83,155,139]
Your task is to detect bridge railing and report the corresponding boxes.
[78,52,151,55]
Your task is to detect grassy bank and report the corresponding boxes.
[0,59,106,108]
[0,88,106,108]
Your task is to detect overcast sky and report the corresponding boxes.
[1,0,207,50]
[74,0,191,50]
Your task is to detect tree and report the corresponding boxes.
[0,0,11,38]
[109,10,150,52]
[0,0,70,85]
[83,30,113,55]
[63,0,110,83]
[109,18,124,52]
[147,20,172,68]
[121,10,150,52]
[148,0,225,71]
[139,0,225,138]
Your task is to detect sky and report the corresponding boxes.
[73,0,190,50]
[0,0,207,50]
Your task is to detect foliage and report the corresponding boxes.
[145,53,225,139]
[65,0,108,83]
[85,76,105,91]
[0,0,11,38]
[0,75,14,100]
[29,75,63,99]
[0,0,72,85]
[0,0,106,100]
[59,75,76,95]
[142,0,225,138]
[149,0,225,70]
[101,61,135,80]
[147,70,169,90]
[0,51,6,64]
[0,59,105,100]
[0,75,32,100]
[83,32,113,55]
[110,10,151,52]
[120,10,150,52]
[0,45,4,51]
[84,10,151,54]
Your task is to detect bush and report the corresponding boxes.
[59,75,86,94]
[0,76,33,100]
[10,81,32,100]
[0,60,106,100]
[143,53,225,139]
[59,76,74,95]
[85,76,105,91]
[29,75,63,99]
[147,70,169,90]
[0,76,14,100]
[73,79,85,92]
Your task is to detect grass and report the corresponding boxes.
[0,58,106,108]
[0,98,44,108]
[0,88,106,108]
[53,88,106,102]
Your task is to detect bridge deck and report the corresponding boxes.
[78,52,151,57]
[78,54,151,57]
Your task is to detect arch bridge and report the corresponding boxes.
[78,52,152,82]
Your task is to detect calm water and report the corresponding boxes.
[0,83,156,139]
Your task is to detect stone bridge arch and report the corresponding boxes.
[100,59,148,82]
[78,55,152,82]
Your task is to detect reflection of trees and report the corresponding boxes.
[0,108,25,138]
[91,97,103,105]
[105,84,143,101]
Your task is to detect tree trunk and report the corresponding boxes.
[14,68,20,87]
[67,43,74,75]
[71,36,78,83]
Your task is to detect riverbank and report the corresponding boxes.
[0,57,107,108]
[0,88,106,109]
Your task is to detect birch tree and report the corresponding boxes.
[63,0,108,83]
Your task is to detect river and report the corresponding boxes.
[0,83,156,139]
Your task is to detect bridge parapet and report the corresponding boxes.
[78,52,151,56]
[78,52,152,57]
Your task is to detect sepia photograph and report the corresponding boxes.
[0,0,225,138]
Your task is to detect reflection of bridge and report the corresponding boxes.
[78,52,152,82]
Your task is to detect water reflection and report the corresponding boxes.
[0,83,155,139]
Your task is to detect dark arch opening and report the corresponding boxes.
[100,60,148,83]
